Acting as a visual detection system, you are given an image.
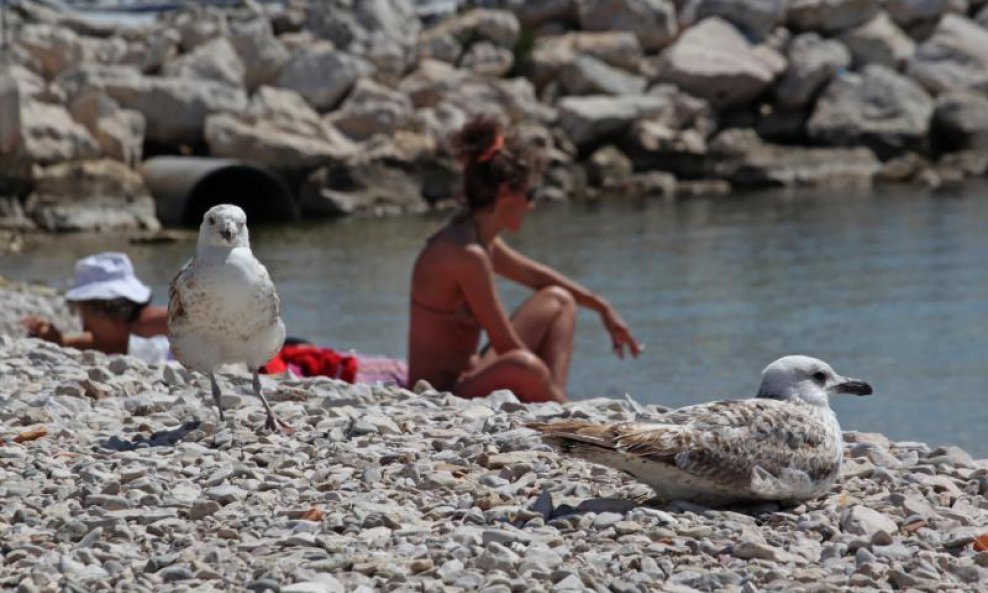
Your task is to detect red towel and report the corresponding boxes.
[262,345,358,383]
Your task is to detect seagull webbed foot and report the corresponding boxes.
[262,413,295,435]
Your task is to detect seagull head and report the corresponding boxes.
[756,355,873,407]
[198,204,250,250]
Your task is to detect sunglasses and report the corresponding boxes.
[512,185,536,202]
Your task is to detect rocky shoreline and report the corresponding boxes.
[1,278,987,592]
[1,0,987,232]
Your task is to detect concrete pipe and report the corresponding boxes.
[140,156,298,227]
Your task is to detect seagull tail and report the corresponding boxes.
[526,421,621,455]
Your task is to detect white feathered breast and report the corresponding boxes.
[169,247,285,372]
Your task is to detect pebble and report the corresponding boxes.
[0,332,983,593]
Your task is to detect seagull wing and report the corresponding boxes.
[620,399,838,495]
[252,260,282,324]
[167,258,193,326]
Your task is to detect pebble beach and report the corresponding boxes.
[2,278,987,593]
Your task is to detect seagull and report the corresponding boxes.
[529,356,873,506]
[168,204,291,433]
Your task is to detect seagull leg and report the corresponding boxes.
[209,372,225,422]
[252,371,293,435]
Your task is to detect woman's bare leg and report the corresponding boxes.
[513,286,577,389]
[478,286,577,390]
[455,350,563,403]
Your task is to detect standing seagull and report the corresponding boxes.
[168,204,291,433]
[529,356,872,506]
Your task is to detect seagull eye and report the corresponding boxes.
[208,217,215,225]
[812,371,828,383]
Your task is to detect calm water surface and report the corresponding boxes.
[3,183,987,456]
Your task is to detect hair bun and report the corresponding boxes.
[451,117,504,165]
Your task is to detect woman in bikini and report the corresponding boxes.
[408,118,640,403]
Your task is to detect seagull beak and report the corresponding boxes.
[220,225,235,242]
[834,377,873,396]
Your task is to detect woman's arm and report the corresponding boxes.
[491,238,642,358]
[457,244,528,355]
[491,238,606,310]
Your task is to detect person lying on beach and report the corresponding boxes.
[20,252,170,361]
[407,117,641,403]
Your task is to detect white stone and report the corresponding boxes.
[908,14,988,94]
[841,505,898,536]
[655,17,785,108]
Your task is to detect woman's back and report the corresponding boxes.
[408,222,484,390]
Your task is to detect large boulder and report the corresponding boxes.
[907,15,988,95]
[68,90,146,167]
[399,60,551,122]
[400,60,472,107]
[15,23,82,79]
[0,95,99,165]
[807,64,934,156]
[840,12,914,69]
[529,32,644,92]
[459,41,515,77]
[623,119,709,178]
[418,30,463,64]
[930,91,988,152]
[167,5,229,52]
[162,37,245,89]
[306,0,421,80]
[555,32,643,72]
[140,28,181,75]
[886,0,955,28]
[276,45,374,112]
[229,17,290,91]
[327,79,415,141]
[298,133,437,216]
[775,33,851,109]
[414,101,469,151]
[584,145,633,187]
[56,65,248,146]
[654,17,785,109]
[204,87,356,171]
[422,9,521,49]
[709,128,879,187]
[557,94,671,147]
[558,54,647,95]
[14,21,135,78]
[0,71,97,195]
[245,86,333,139]
[578,0,678,51]
[786,0,879,33]
[689,0,786,40]
[0,64,46,102]
[620,84,715,179]
[25,159,160,232]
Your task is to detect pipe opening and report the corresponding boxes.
[141,157,298,228]
[182,166,297,226]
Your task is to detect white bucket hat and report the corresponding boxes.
[64,252,151,304]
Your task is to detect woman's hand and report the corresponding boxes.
[599,305,641,359]
[21,317,64,345]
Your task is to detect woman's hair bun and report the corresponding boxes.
[451,116,504,165]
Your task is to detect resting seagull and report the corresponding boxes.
[529,356,872,506]
[168,204,291,433]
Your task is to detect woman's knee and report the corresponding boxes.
[538,285,576,312]
[501,350,551,383]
